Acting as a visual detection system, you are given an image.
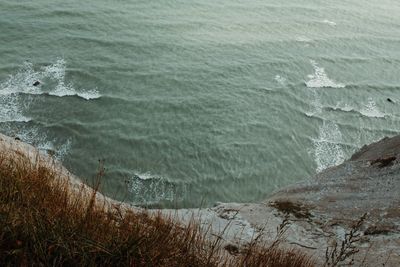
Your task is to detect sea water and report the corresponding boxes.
[1,0,399,207]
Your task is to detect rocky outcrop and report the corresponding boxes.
[1,132,399,265]
[161,136,400,266]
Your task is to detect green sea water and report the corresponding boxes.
[1,0,400,208]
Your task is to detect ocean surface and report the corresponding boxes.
[1,0,400,208]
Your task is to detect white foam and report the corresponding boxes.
[128,172,185,204]
[0,59,100,124]
[313,121,345,172]
[322,19,337,26]
[306,85,346,172]
[274,75,287,86]
[0,59,86,162]
[43,59,101,100]
[0,61,42,96]
[333,103,353,112]
[326,100,385,118]
[0,59,101,100]
[4,126,72,161]
[42,58,66,81]
[295,36,312,43]
[134,172,157,181]
[305,88,322,117]
[49,84,101,100]
[360,98,385,118]
[36,138,72,161]
[306,60,345,88]
[0,95,31,123]
[75,89,101,100]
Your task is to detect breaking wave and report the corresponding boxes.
[305,60,345,88]
[312,121,346,172]
[360,98,385,118]
[128,172,186,205]
[274,74,287,86]
[0,58,98,161]
[324,99,385,118]
[0,94,31,123]
[307,86,346,172]
[322,19,337,26]
[0,59,101,100]
[1,124,72,161]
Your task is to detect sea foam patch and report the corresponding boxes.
[322,19,337,26]
[312,121,345,172]
[274,75,287,86]
[306,60,345,88]
[295,36,312,43]
[43,59,101,100]
[128,172,186,205]
[0,61,42,96]
[1,124,72,161]
[0,59,100,131]
[360,98,385,118]
[0,59,101,100]
[0,58,98,161]
[324,100,385,119]
[0,95,31,123]
[306,86,346,172]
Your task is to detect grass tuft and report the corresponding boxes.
[0,150,315,266]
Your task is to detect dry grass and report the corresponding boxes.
[324,213,367,267]
[0,150,315,266]
[270,200,313,219]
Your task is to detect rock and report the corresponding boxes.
[164,136,400,265]
[224,243,239,255]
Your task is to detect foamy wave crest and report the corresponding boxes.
[329,103,354,113]
[313,121,345,172]
[274,75,287,86]
[18,128,71,160]
[44,59,101,100]
[2,125,71,161]
[0,95,31,123]
[305,88,322,117]
[360,98,385,118]
[306,85,346,172]
[34,137,72,161]
[128,172,185,204]
[0,61,42,96]
[295,36,312,43]
[325,100,385,118]
[0,63,35,123]
[0,59,100,100]
[306,60,345,88]
[322,19,337,26]
[49,86,101,100]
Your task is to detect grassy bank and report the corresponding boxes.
[0,150,314,266]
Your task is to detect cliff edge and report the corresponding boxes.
[1,132,399,265]
[161,136,400,266]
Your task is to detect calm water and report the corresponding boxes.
[1,0,400,208]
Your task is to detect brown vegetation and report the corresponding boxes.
[269,200,313,219]
[324,213,367,266]
[0,150,315,266]
[370,156,396,168]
